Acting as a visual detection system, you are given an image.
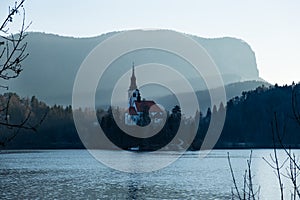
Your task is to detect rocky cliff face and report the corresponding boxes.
[193,36,259,82]
[2,31,262,106]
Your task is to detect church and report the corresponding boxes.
[125,63,164,126]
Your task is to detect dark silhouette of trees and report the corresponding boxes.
[171,105,181,119]
[0,0,47,147]
[228,83,300,200]
[2,82,300,152]
[137,104,151,127]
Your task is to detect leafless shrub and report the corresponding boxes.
[228,151,260,200]
[0,1,47,147]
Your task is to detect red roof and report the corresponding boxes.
[134,100,162,113]
[128,106,138,115]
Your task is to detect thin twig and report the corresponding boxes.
[228,152,242,199]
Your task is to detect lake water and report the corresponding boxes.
[0,149,299,199]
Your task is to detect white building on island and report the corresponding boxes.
[125,63,164,126]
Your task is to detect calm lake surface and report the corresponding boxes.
[0,149,299,199]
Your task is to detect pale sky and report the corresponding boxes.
[1,0,299,85]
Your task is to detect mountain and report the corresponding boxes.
[1,31,265,106]
[191,36,260,83]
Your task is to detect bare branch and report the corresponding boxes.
[0,0,44,148]
[0,0,31,81]
[228,151,260,200]
[0,96,49,147]
[227,152,242,199]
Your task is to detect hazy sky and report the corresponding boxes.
[1,0,299,85]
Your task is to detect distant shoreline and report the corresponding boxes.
[2,146,300,152]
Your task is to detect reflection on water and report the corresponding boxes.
[0,149,299,199]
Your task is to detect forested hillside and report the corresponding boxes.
[1,83,299,150]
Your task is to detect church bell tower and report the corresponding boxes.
[128,62,137,99]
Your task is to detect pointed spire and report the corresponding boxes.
[129,62,137,91]
[132,62,135,76]
[131,62,135,77]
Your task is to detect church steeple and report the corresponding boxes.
[129,62,137,91]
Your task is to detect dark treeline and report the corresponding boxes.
[217,83,300,148]
[1,83,300,150]
[0,94,82,149]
